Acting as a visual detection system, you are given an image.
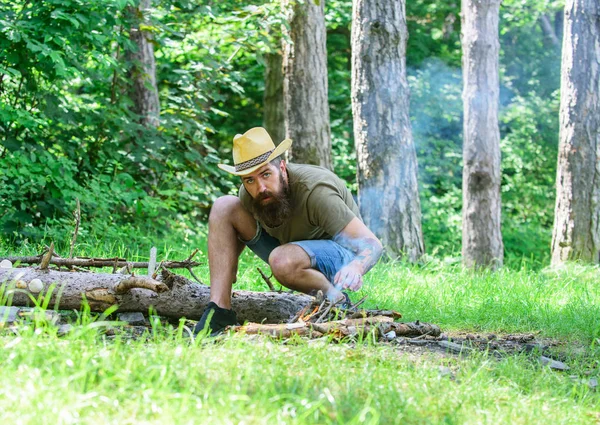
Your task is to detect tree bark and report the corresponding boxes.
[0,268,312,323]
[127,0,160,128]
[551,0,600,265]
[461,0,504,268]
[282,0,332,168]
[351,0,424,261]
[263,50,286,145]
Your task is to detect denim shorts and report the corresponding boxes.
[242,225,355,284]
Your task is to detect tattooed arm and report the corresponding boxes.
[333,217,383,291]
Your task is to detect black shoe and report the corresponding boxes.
[193,302,238,336]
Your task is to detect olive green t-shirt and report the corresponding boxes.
[239,163,361,244]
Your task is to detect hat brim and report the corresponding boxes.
[218,138,292,176]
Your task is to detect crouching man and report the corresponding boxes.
[195,127,383,335]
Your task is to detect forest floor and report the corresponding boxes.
[1,236,599,424]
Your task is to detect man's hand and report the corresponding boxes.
[334,262,364,291]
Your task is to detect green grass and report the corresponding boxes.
[1,231,600,424]
[0,324,598,425]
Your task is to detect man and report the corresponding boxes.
[195,127,383,335]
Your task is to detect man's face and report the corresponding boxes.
[242,160,293,227]
[242,161,287,203]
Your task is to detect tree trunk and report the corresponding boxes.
[539,14,561,49]
[263,50,286,145]
[551,0,600,265]
[461,0,504,268]
[351,0,424,261]
[127,0,160,128]
[282,0,332,168]
[0,268,312,323]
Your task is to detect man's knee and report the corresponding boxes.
[210,195,242,221]
[268,245,310,280]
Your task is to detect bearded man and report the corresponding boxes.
[195,127,383,335]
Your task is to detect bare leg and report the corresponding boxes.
[208,196,257,309]
[268,244,343,301]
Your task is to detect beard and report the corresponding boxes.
[251,173,294,228]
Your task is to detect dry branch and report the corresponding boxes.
[235,316,440,340]
[69,199,80,259]
[0,256,202,270]
[40,242,54,270]
[113,276,168,294]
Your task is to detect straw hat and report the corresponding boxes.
[218,127,292,176]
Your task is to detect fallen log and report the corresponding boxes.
[0,267,312,323]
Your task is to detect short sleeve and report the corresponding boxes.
[306,184,357,238]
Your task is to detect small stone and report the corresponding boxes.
[466,334,476,340]
[15,280,27,289]
[540,356,570,371]
[57,324,73,337]
[0,307,20,324]
[384,330,396,341]
[118,312,147,326]
[28,279,44,293]
[0,259,12,268]
[438,366,453,378]
[439,340,472,354]
[589,378,598,389]
[487,334,497,341]
[439,333,448,341]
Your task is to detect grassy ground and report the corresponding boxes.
[1,233,599,424]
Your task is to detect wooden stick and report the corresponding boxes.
[257,267,275,291]
[69,199,80,259]
[1,256,202,269]
[40,242,54,270]
[113,276,169,294]
[148,247,157,277]
[187,267,203,284]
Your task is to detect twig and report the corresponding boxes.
[69,199,80,259]
[351,295,368,310]
[152,260,164,279]
[288,304,310,324]
[40,242,54,270]
[0,256,202,269]
[257,267,275,291]
[185,248,200,262]
[72,266,91,273]
[187,267,203,284]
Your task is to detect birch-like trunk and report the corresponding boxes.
[351,0,424,261]
[263,50,286,144]
[282,0,332,168]
[551,0,600,265]
[127,0,160,128]
[461,0,504,268]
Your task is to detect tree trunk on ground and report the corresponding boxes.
[351,0,424,261]
[551,0,600,265]
[461,0,504,268]
[263,50,286,144]
[282,0,332,168]
[0,268,312,323]
[127,0,160,128]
